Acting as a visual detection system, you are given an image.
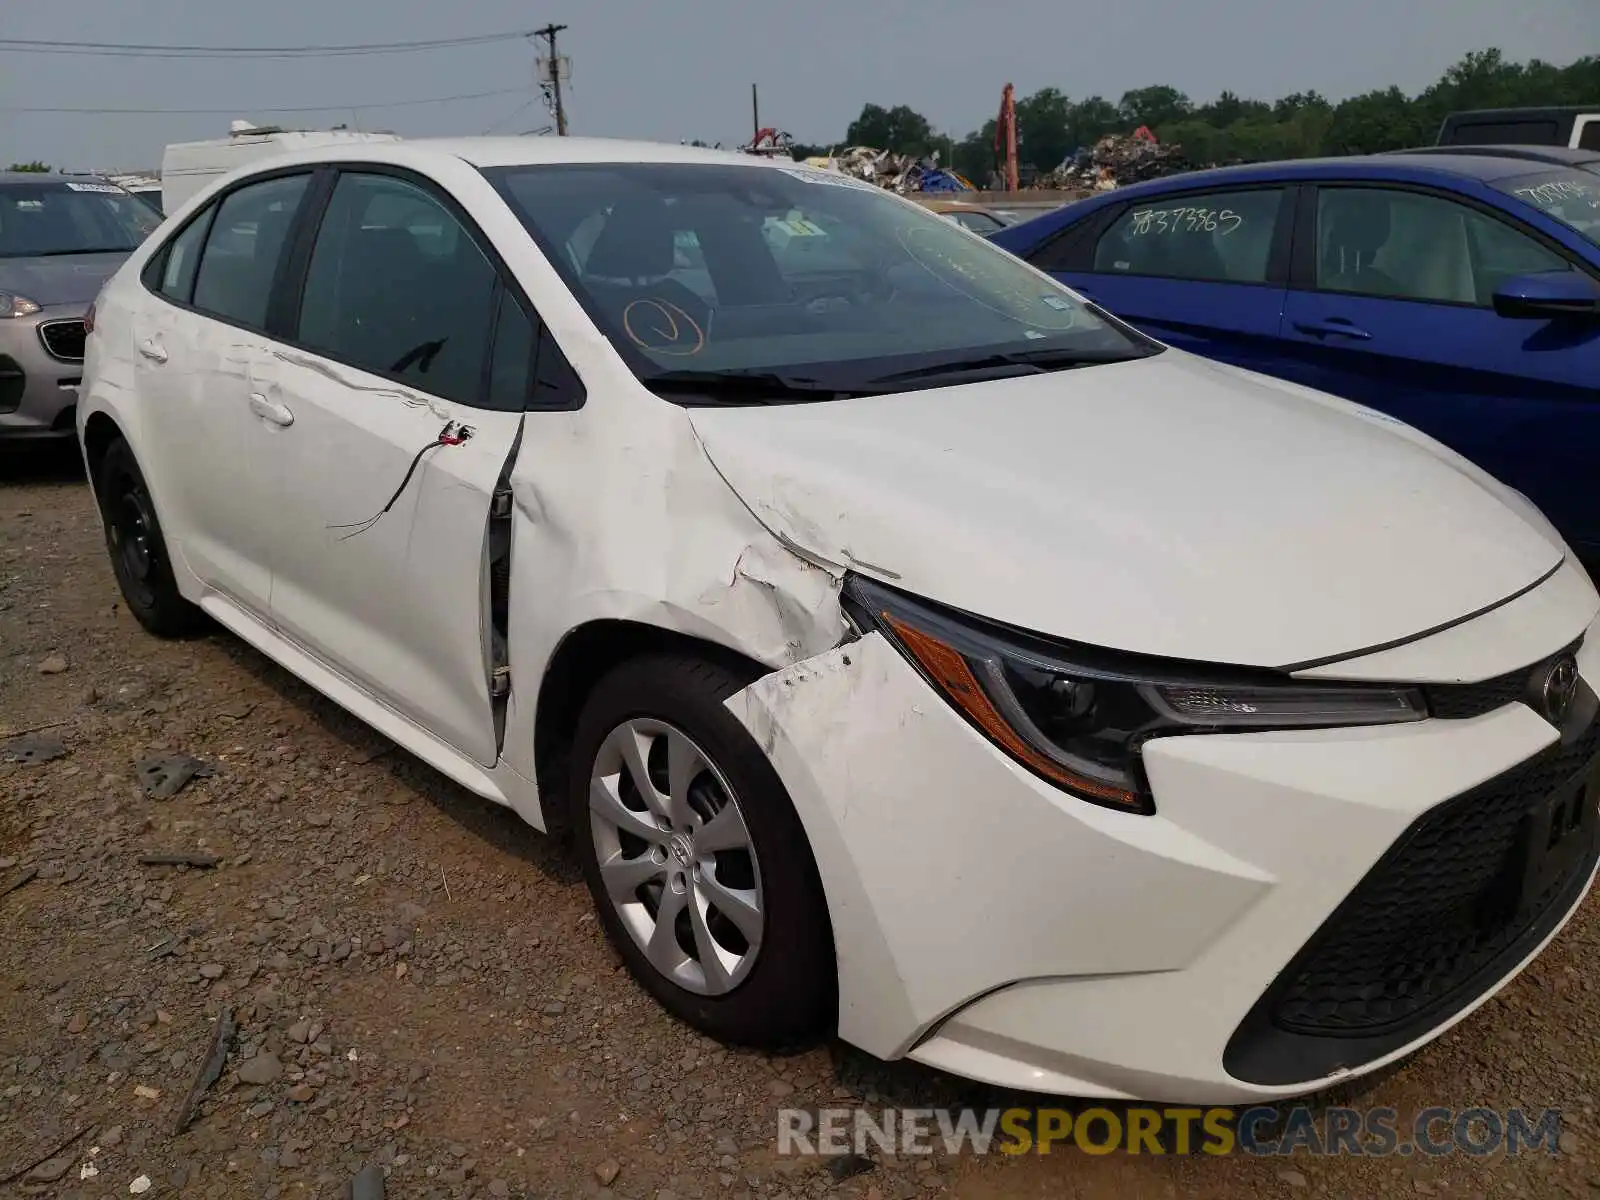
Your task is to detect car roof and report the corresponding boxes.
[312,136,785,171]
[0,171,115,185]
[1394,144,1600,169]
[1062,147,1600,205]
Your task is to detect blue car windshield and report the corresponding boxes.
[486,161,1156,398]
[1494,168,1600,249]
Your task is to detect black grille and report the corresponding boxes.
[1226,722,1600,1085]
[38,319,86,362]
[0,355,21,412]
[1423,639,1583,720]
[1273,723,1597,1035]
[1425,666,1534,719]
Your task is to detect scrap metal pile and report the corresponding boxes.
[1039,127,1193,190]
[805,146,975,193]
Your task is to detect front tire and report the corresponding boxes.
[95,438,204,637]
[570,653,835,1047]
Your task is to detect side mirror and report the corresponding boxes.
[1492,270,1600,321]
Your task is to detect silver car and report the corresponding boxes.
[1,173,160,439]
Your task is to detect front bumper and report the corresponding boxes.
[726,589,1600,1103]
[0,304,87,439]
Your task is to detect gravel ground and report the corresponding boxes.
[4,443,1600,1200]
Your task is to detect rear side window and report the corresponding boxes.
[1093,188,1286,284]
[296,172,498,406]
[1447,120,1561,146]
[191,174,310,329]
[1579,120,1600,152]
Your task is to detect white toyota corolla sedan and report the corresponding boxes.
[76,137,1600,1103]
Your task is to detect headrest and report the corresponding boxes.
[584,193,676,279]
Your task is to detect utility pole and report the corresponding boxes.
[751,83,759,140]
[534,23,569,136]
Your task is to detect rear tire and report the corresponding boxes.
[570,652,835,1048]
[95,438,205,637]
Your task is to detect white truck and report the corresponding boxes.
[160,121,401,214]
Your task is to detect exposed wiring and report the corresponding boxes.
[328,420,474,541]
[0,87,525,116]
[0,30,536,59]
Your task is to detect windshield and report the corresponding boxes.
[486,161,1155,399]
[1494,168,1600,248]
[0,181,160,258]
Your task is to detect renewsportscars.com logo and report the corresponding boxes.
[778,1106,1567,1157]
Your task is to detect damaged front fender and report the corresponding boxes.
[499,395,850,795]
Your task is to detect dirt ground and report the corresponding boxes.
[4,442,1600,1200]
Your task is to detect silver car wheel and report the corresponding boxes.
[588,717,765,996]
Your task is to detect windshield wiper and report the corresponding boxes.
[28,246,134,257]
[648,369,872,405]
[866,347,1153,388]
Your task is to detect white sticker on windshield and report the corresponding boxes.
[1041,295,1073,311]
[65,182,123,194]
[1024,329,1048,339]
[774,166,877,192]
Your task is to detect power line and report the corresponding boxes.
[0,29,534,59]
[0,86,528,115]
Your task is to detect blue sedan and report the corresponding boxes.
[990,147,1600,563]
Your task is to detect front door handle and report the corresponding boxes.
[1292,319,1372,341]
[138,338,168,363]
[248,393,294,427]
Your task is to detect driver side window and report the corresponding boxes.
[296,172,499,406]
[1314,187,1571,307]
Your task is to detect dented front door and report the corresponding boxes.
[262,348,523,766]
[256,167,537,767]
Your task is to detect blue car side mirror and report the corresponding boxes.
[1492,270,1600,321]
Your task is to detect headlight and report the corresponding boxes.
[843,576,1426,815]
[0,292,41,318]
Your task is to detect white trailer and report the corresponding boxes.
[160,121,401,214]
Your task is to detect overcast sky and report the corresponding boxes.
[2,0,1595,171]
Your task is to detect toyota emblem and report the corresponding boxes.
[1541,656,1581,726]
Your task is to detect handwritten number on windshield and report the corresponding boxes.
[1514,180,1600,210]
[1128,207,1243,237]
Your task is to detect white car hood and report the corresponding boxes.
[686,351,1563,669]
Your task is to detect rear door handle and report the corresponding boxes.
[248,393,294,427]
[138,338,168,363]
[1292,319,1372,341]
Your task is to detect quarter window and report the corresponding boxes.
[296,173,499,406]
[486,287,535,413]
[158,208,212,304]
[1315,187,1571,306]
[1093,188,1286,284]
[191,174,310,328]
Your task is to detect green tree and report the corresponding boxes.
[1195,90,1272,128]
[1014,87,1074,170]
[7,161,50,173]
[1063,96,1122,152]
[844,48,1600,184]
[844,103,935,156]
[1324,86,1430,154]
[1118,85,1192,130]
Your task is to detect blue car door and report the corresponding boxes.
[1276,182,1600,558]
[1026,184,1296,375]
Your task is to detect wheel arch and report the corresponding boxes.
[81,410,125,504]
[531,619,773,834]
